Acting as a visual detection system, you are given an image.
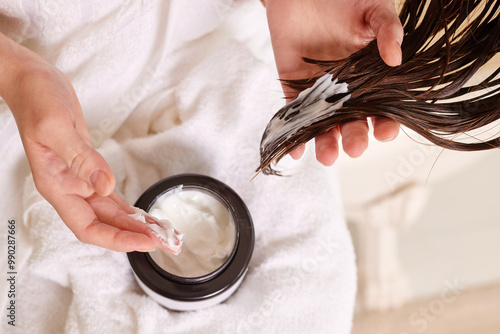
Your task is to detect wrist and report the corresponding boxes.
[0,33,23,99]
[0,33,54,110]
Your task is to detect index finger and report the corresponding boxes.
[57,193,155,252]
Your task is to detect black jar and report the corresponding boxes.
[127,174,254,311]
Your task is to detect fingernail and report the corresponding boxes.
[344,137,366,158]
[89,170,110,195]
[377,123,399,142]
[380,134,397,142]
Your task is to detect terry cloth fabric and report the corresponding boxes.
[0,1,356,333]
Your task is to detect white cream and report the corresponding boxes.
[148,186,236,278]
[129,207,184,255]
[261,73,351,149]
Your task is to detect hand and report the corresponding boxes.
[0,34,156,252]
[265,0,403,165]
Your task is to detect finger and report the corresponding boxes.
[88,194,173,253]
[44,120,115,197]
[28,149,152,252]
[87,194,153,234]
[85,221,155,252]
[108,192,135,214]
[289,144,306,160]
[372,117,400,142]
[89,194,181,254]
[56,193,155,252]
[340,119,369,158]
[315,126,340,166]
[368,3,404,66]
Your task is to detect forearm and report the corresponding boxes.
[0,32,53,110]
[0,33,24,101]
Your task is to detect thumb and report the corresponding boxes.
[368,3,404,67]
[47,123,116,196]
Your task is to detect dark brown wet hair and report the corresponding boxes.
[257,0,500,175]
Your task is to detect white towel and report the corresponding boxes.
[0,1,356,333]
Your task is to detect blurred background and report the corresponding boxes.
[334,1,500,331]
[336,122,500,334]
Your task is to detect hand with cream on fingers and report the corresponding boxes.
[264,0,404,165]
[0,32,176,253]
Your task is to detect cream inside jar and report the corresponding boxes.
[127,174,254,311]
[148,186,236,278]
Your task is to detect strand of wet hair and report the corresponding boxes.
[257,0,500,175]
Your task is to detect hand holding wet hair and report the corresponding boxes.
[265,0,404,165]
[259,0,500,175]
[0,32,161,253]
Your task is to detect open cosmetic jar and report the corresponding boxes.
[127,174,254,311]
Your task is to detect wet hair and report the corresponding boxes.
[257,0,500,175]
